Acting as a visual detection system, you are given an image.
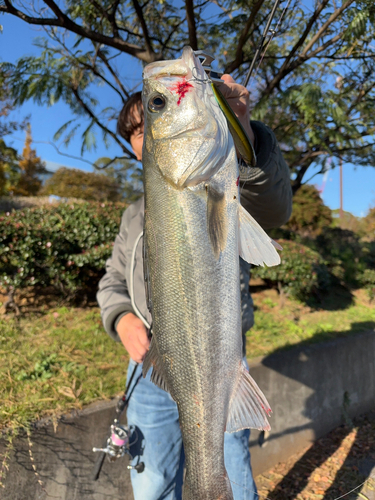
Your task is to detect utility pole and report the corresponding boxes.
[340,157,343,218]
[335,75,344,219]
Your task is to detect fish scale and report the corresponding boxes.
[142,46,277,500]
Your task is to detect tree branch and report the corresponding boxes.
[54,38,128,103]
[131,0,154,56]
[185,0,198,51]
[301,0,355,57]
[291,158,315,193]
[108,0,121,38]
[262,0,330,96]
[161,20,185,53]
[97,50,130,100]
[70,86,135,158]
[1,0,158,62]
[225,0,266,74]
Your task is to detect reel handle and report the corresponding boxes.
[91,443,107,481]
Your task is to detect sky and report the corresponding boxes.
[1,14,375,217]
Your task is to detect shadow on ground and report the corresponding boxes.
[262,412,375,500]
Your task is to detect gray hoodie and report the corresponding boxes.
[97,121,292,342]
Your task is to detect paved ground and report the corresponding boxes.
[255,411,375,500]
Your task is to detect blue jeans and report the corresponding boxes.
[126,359,259,500]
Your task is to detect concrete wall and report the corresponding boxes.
[0,400,133,500]
[1,330,374,499]
[249,329,375,476]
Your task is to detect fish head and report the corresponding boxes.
[142,46,232,188]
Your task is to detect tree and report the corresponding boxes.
[40,167,121,201]
[0,139,19,196]
[1,0,375,190]
[11,125,47,196]
[0,68,23,138]
[94,156,143,202]
[286,184,332,235]
[361,206,375,239]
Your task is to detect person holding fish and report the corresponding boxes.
[98,48,292,500]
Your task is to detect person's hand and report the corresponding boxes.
[219,74,255,147]
[117,312,150,363]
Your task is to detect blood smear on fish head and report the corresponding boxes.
[170,79,193,105]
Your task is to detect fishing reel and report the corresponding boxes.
[93,422,145,473]
[93,424,130,461]
[92,366,145,481]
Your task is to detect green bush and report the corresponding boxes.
[360,269,375,302]
[251,239,330,301]
[314,227,365,286]
[0,202,126,299]
[362,240,375,271]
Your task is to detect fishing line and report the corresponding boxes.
[230,475,370,500]
[191,66,211,84]
[130,231,151,330]
[331,479,369,500]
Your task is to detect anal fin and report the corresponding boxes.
[226,361,271,432]
[142,339,171,394]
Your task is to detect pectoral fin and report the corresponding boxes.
[238,205,281,266]
[207,185,228,259]
[226,361,271,433]
[142,339,171,395]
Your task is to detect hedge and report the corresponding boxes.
[1,203,374,307]
[0,202,126,299]
[251,239,330,301]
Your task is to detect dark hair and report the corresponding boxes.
[117,91,144,143]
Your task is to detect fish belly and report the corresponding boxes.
[144,165,242,500]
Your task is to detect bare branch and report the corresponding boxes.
[162,20,185,52]
[0,0,158,63]
[54,37,128,103]
[70,86,135,158]
[108,0,121,38]
[132,0,154,56]
[301,0,355,57]
[286,32,344,74]
[225,0,265,74]
[98,50,130,99]
[185,0,198,51]
[93,155,133,170]
[263,0,330,96]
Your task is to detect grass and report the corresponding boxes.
[1,288,374,432]
[0,307,126,431]
[246,287,375,359]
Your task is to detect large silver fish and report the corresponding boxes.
[142,46,280,500]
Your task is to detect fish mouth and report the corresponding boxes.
[143,46,205,82]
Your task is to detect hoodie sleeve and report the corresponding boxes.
[96,205,137,341]
[240,120,293,229]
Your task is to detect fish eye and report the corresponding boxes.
[148,94,166,112]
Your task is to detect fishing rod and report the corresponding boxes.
[243,0,292,88]
[91,363,144,480]
[92,232,150,481]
